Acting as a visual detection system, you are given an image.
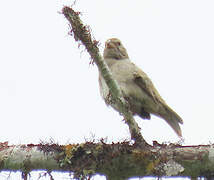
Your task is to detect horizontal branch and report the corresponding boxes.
[1,142,214,179]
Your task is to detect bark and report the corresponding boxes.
[62,6,147,146]
[1,142,214,179]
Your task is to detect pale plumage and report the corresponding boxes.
[99,38,183,137]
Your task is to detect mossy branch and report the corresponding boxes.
[1,142,214,179]
[62,6,148,146]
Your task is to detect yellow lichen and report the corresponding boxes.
[64,144,75,158]
[146,159,160,173]
[133,150,150,161]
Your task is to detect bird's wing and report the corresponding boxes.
[132,64,184,127]
[132,66,165,105]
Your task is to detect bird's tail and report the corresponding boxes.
[159,105,183,137]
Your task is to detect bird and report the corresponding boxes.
[98,38,183,137]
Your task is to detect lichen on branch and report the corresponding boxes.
[1,142,214,179]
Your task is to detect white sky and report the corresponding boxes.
[0,0,214,179]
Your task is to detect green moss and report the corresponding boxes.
[178,154,214,177]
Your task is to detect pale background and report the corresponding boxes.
[0,0,214,179]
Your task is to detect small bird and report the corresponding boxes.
[99,38,183,137]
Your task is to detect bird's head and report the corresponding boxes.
[103,38,129,60]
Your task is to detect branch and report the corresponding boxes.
[62,6,148,146]
[1,142,214,179]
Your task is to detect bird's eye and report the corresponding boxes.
[117,42,121,46]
